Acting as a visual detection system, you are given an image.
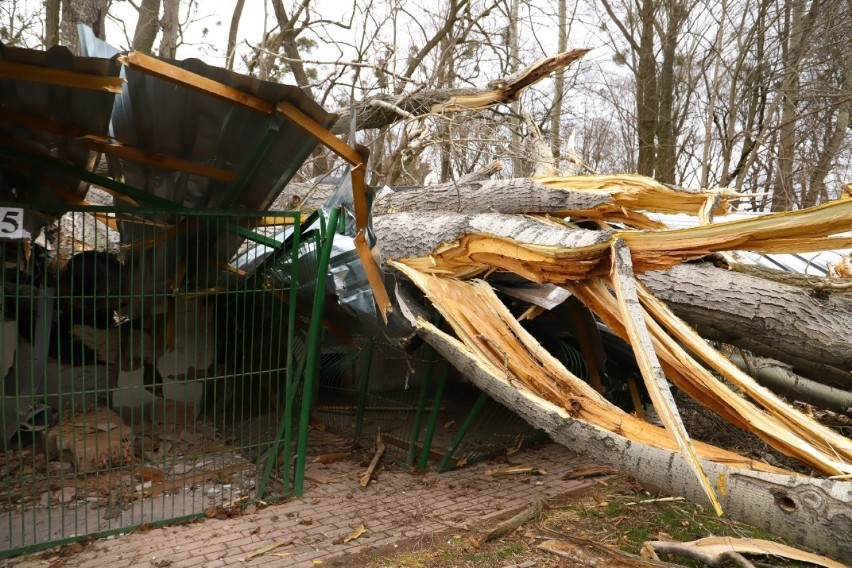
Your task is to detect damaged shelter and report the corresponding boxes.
[0,27,367,555]
[2,33,852,563]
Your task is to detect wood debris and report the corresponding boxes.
[245,540,290,561]
[563,466,618,480]
[312,452,348,464]
[484,465,545,477]
[643,536,847,568]
[540,537,677,567]
[485,499,543,542]
[45,408,133,473]
[359,432,385,488]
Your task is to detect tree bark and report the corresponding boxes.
[60,0,109,55]
[727,351,852,412]
[550,0,569,163]
[132,0,161,54]
[44,0,61,48]
[158,0,179,59]
[404,311,852,562]
[225,0,246,70]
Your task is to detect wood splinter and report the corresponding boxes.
[359,431,385,487]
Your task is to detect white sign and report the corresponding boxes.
[0,207,25,239]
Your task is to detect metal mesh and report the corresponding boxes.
[0,207,327,555]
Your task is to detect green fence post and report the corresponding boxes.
[437,391,489,472]
[256,212,302,500]
[405,353,435,468]
[353,342,374,441]
[417,362,449,469]
[293,207,340,496]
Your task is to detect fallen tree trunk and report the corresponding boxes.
[642,264,852,389]
[727,351,852,413]
[283,174,741,229]
[374,212,852,390]
[399,303,852,560]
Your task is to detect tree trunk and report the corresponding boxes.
[158,0,179,59]
[60,0,109,55]
[636,0,658,178]
[404,310,852,561]
[641,263,852,389]
[373,213,852,390]
[654,1,682,184]
[132,0,161,54]
[225,0,246,71]
[550,0,569,163]
[330,49,591,135]
[44,0,61,48]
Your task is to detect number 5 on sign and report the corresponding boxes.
[0,207,25,239]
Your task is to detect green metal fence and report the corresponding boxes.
[0,205,337,556]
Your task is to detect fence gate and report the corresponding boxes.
[0,205,336,556]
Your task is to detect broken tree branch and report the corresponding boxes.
[331,49,591,134]
[398,307,852,560]
[359,431,385,488]
[486,498,543,541]
[641,263,852,389]
[609,239,722,515]
[540,537,679,567]
[644,536,847,568]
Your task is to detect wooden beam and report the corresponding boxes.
[0,60,125,93]
[120,52,274,114]
[81,139,238,181]
[2,159,119,231]
[274,99,364,167]
[120,51,390,319]
[0,108,238,182]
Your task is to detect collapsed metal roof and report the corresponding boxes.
[0,31,342,300]
[0,41,122,236]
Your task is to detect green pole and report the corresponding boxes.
[417,362,449,469]
[293,207,340,496]
[437,391,488,472]
[405,354,435,467]
[256,213,302,500]
[353,342,374,441]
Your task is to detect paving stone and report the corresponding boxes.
[5,440,597,568]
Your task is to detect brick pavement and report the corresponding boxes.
[5,439,599,568]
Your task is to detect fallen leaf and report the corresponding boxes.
[343,523,366,544]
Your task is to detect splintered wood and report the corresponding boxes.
[391,262,786,474]
[388,192,852,489]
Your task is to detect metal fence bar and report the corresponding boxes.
[437,391,489,472]
[417,362,450,470]
[353,342,374,441]
[293,206,340,496]
[405,354,434,468]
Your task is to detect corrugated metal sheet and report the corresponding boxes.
[652,212,851,276]
[0,42,122,235]
[75,27,338,297]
